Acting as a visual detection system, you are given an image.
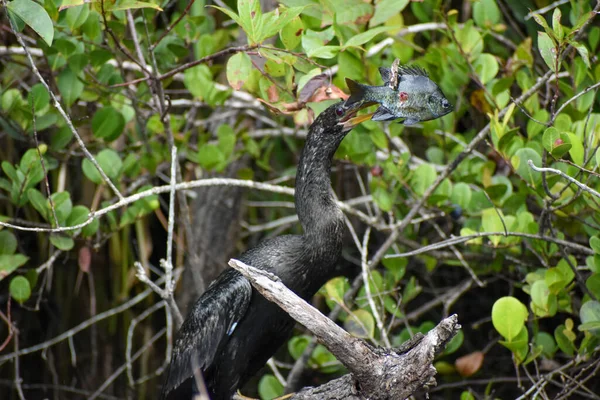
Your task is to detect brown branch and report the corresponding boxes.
[228,259,461,400]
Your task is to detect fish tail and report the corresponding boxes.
[345,78,368,106]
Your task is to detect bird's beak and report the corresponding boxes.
[342,112,375,128]
[338,101,377,129]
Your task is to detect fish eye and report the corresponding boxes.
[441,99,450,109]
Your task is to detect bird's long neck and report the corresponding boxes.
[295,125,346,250]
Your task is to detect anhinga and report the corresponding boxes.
[161,100,371,400]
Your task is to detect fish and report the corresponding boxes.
[344,61,453,125]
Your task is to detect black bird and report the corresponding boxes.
[161,100,369,400]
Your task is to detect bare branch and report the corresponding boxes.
[228,259,461,400]
[528,160,600,199]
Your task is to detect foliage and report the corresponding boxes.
[0,0,599,398]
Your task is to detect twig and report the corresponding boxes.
[165,146,177,292]
[360,227,391,347]
[528,160,600,199]
[0,284,158,362]
[7,17,124,201]
[89,328,167,400]
[126,300,166,385]
[384,231,593,258]
[150,0,196,51]
[31,99,59,228]
[524,0,570,20]
[550,81,600,125]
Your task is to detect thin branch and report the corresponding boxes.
[524,0,570,20]
[6,17,124,201]
[0,285,157,362]
[385,231,593,258]
[528,160,600,199]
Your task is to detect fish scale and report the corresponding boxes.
[345,61,453,125]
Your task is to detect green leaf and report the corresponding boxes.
[511,147,542,187]
[9,275,31,303]
[0,254,29,281]
[307,45,339,59]
[587,274,600,299]
[382,256,407,282]
[236,0,263,44]
[287,335,310,360]
[538,32,558,72]
[66,5,89,31]
[279,15,303,50]
[49,234,75,250]
[590,236,600,254]
[92,107,125,142]
[67,205,91,227]
[6,0,54,46]
[481,208,504,246]
[580,301,600,329]
[260,6,305,42]
[565,132,584,165]
[410,163,437,196]
[325,277,347,304]
[532,14,552,36]
[257,374,283,400]
[50,191,73,225]
[554,323,576,356]
[344,26,393,49]
[82,149,123,184]
[371,0,409,26]
[473,53,499,85]
[27,83,50,113]
[451,182,472,209]
[27,188,47,219]
[217,124,236,157]
[106,0,162,11]
[531,280,555,316]
[0,231,18,255]
[344,309,375,338]
[57,68,84,107]
[372,186,393,212]
[534,331,557,358]
[570,41,590,69]
[226,52,252,91]
[473,0,501,27]
[198,144,225,170]
[498,326,529,363]
[454,21,483,60]
[51,126,73,150]
[461,392,475,400]
[492,296,528,341]
[552,8,563,40]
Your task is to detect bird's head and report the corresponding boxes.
[314,101,374,135]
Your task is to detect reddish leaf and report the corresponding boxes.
[78,246,91,273]
[455,351,484,377]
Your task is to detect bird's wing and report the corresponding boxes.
[161,269,252,396]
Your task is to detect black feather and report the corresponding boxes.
[161,103,354,400]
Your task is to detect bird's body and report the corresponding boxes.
[161,101,363,400]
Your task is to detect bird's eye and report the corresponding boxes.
[442,99,450,109]
[335,106,345,117]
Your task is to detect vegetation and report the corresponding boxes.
[0,0,599,398]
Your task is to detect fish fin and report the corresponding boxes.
[398,65,429,78]
[344,78,367,106]
[371,106,397,122]
[402,118,419,126]
[378,67,391,84]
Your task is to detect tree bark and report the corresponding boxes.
[229,259,461,400]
